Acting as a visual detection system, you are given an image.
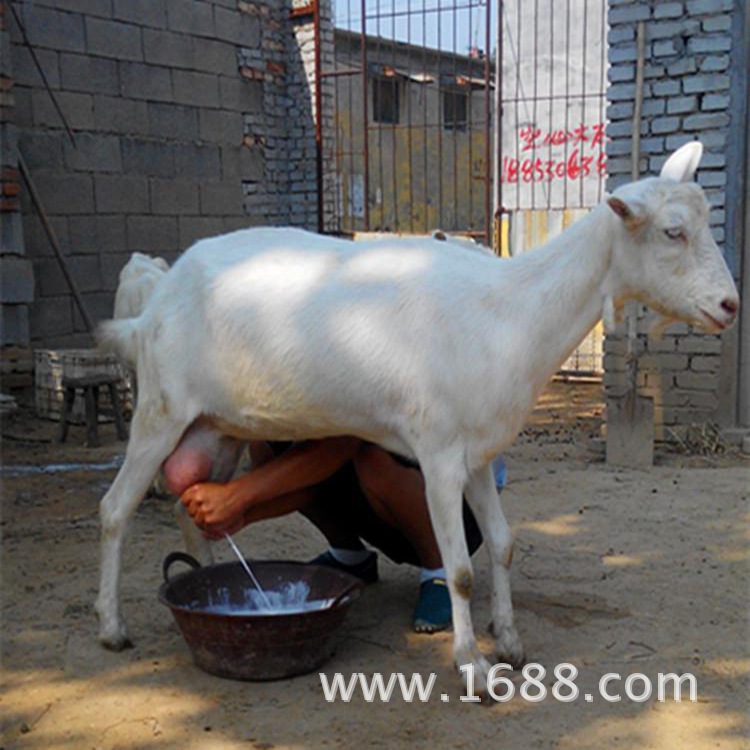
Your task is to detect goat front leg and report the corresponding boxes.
[420,457,493,696]
[96,414,186,650]
[466,466,524,668]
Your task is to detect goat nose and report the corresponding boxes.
[720,298,739,316]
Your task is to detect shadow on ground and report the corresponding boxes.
[1,382,748,749]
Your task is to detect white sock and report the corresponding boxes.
[330,546,371,566]
[419,566,446,584]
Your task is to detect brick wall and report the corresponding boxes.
[7,0,328,348]
[237,0,334,230]
[604,0,745,438]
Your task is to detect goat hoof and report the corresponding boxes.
[493,625,525,669]
[456,649,494,702]
[99,632,134,651]
[97,618,133,651]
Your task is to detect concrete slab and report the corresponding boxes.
[606,391,654,468]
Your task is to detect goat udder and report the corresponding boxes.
[162,445,215,496]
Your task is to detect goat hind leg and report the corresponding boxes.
[420,458,493,696]
[466,466,524,668]
[175,501,213,564]
[96,417,186,650]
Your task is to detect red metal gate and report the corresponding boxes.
[319,1,495,241]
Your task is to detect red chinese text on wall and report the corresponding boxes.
[502,122,607,184]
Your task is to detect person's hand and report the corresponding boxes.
[180,482,247,538]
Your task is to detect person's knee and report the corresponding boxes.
[297,488,327,521]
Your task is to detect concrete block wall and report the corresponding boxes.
[604,0,745,438]
[0,1,33,348]
[7,0,324,348]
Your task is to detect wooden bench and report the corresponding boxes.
[57,374,128,447]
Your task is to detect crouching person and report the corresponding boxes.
[171,437,506,633]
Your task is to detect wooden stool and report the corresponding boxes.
[57,374,128,447]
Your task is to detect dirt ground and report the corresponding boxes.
[1,381,748,750]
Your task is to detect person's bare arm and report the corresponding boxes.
[180,436,362,533]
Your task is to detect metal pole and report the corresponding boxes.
[631,21,645,182]
[626,19,646,361]
[361,0,370,231]
[627,21,646,399]
[314,0,324,234]
[738,6,750,428]
[18,154,96,335]
[9,3,76,148]
[483,0,491,244]
[492,1,503,253]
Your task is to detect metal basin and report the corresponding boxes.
[159,552,362,681]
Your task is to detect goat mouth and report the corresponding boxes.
[698,309,728,331]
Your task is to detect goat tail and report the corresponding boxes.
[96,317,140,367]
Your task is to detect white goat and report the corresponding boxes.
[95,143,738,693]
[113,252,169,320]
[112,252,171,495]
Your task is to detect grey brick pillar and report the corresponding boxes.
[238,0,333,231]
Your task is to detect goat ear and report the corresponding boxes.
[660,141,702,182]
[607,196,646,229]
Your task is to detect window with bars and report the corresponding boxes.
[372,77,400,124]
[443,89,468,131]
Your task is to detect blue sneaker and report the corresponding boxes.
[413,578,452,633]
[309,550,379,584]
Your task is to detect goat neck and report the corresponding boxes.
[492,202,616,395]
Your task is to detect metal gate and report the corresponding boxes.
[317,1,607,374]
[500,1,607,375]
[321,1,494,241]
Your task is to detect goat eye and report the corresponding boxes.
[664,228,686,242]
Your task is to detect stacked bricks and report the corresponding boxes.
[238,0,305,225]
[9,0,274,348]
[238,0,332,230]
[0,0,34,373]
[604,0,743,439]
[290,0,333,230]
